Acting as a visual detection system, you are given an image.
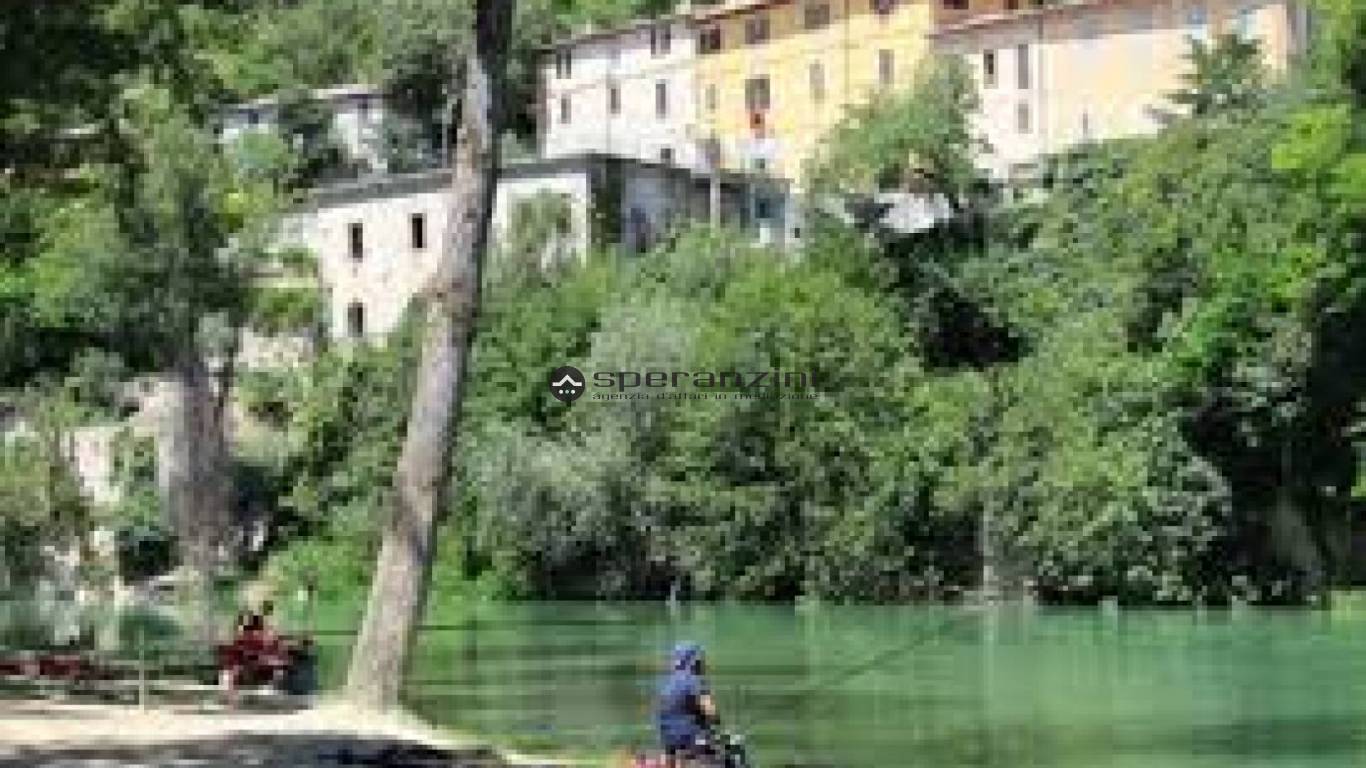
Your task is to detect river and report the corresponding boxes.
[6,599,1366,767]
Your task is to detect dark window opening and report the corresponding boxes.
[560,95,571,125]
[745,76,772,112]
[656,80,669,118]
[650,24,673,56]
[1017,43,1031,89]
[609,84,621,115]
[805,2,832,29]
[810,61,827,102]
[349,222,364,260]
[699,26,723,54]
[410,214,426,250]
[879,49,895,87]
[984,50,997,87]
[746,15,771,45]
[347,302,365,339]
[660,147,675,165]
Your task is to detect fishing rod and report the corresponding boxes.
[726,602,989,726]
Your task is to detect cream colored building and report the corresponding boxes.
[931,0,1313,179]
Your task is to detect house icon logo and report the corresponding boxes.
[549,366,586,403]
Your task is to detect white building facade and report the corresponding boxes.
[285,155,753,341]
[540,13,703,170]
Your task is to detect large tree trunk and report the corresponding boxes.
[158,347,234,640]
[345,0,515,711]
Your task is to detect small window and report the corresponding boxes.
[348,222,364,260]
[878,49,895,87]
[1005,0,1019,10]
[983,50,997,87]
[943,0,969,10]
[810,61,827,103]
[699,26,723,54]
[656,80,669,118]
[1081,110,1092,140]
[347,302,365,339]
[1016,101,1031,133]
[872,0,898,16]
[746,15,771,45]
[1234,7,1255,39]
[650,24,673,56]
[246,109,260,127]
[1016,44,1031,89]
[804,2,832,29]
[559,95,571,125]
[745,76,772,112]
[555,50,573,79]
[609,84,621,115]
[1186,6,1208,41]
[660,147,675,165]
[705,83,718,112]
[410,213,426,251]
[755,196,776,222]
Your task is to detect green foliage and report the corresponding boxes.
[1170,34,1268,117]
[492,191,578,286]
[807,57,983,210]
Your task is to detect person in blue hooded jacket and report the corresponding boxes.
[656,642,720,766]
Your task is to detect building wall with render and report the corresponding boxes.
[541,16,701,169]
[931,0,1310,179]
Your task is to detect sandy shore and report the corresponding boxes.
[0,698,586,768]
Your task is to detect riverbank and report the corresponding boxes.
[0,699,590,768]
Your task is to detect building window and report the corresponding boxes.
[559,95,571,125]
[1234,7,1255,39]
[804,3,832,29]
[554,49,573,79]
[878,49,895,87]
[1186,5,1208,41]
[809,61,827,103]
[1016,101,1031,133]
[746,15,771,45]
[872,0,898,16]
[705,83,718,112]
[357,96,372,120]
[1081,110,1092,141]
[660,147,675,165]
[745,76,772,112]
[410,214,426,251]
[983,50,997,87]
[699,26,723,54]
[1016,44,1031,89]
[1005,0,1019,10]
[245,109,260,127]
[943,0,969,10]
[656,80,669,118]
[346,302,365,339]
[348,222,364,261]
[650,24,673,56]
[609,84,621,115]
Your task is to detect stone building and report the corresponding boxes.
[284,153,759,341]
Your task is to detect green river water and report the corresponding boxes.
[7,599,1366,767]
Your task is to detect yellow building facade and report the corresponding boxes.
[691,0,936,182]
[930,0,1312,180]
